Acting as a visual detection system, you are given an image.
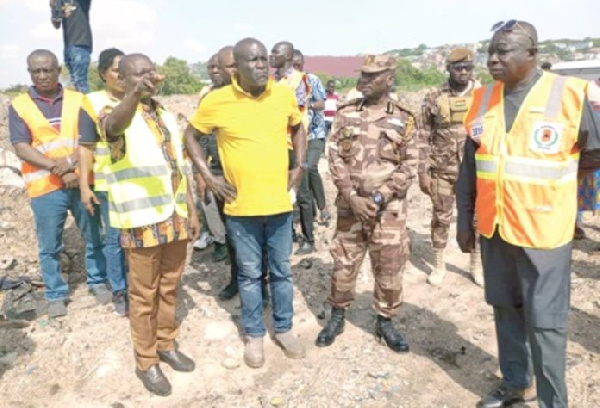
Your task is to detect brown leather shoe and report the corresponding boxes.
[136,365,171,396]
[158,350,195,372]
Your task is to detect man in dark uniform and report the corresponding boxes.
[457,21,600,408]
[316,55,418,352]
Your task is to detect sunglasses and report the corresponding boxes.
[491,20,535,46]
[450,63,474,71]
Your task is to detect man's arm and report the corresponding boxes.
[456,138,477,232]
[578,95,600,172]
[183,125,236,202]
[309,75,326,111]
[288,123,307,191]
[78,105,100,213]
[417,93,434,195]
[327,112,355,201]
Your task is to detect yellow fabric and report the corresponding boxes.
[189,77,301,216]
[11,89,83,198]
[82,90,119,192]
[105,104,188,229]
[465,72,586,248]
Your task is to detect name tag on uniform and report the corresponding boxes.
[530,121,563,154]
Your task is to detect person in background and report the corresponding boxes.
[575,78,600,241]
[50,0,93,93]
[9,49,108,318]
[324,79,339,137]
[78,48,128,316]
[194,53,228,263]
[292,49,332,233]
[418,48,483,287]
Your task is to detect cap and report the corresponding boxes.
[446,48,474,64]
[359,55,396,73]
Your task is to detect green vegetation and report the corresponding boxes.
[157,57,204,95]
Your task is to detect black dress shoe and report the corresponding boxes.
[136,365,171,396]
[375,315,409,353]
[478,385,536,408]
[218,281,238,301]
[316,307,345,347]
[158,350,195,372]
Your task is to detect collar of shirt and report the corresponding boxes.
[231,75,273,99]
[274,66,295,81]
[29,83,64,104]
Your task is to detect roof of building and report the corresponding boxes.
[304,56,364,78]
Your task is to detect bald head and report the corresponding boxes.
[118,53,153,76]
[217,46,235,85]
[233,37,269,90]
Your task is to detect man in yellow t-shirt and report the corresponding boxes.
[184,37,307,369]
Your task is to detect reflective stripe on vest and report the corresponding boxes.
[10,89,83,198]
[85,91,120,192]
[465,72,586,248]
[105,106,188,229]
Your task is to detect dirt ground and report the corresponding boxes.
[0,95,599,408]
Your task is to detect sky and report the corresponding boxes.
[0,0,599,87]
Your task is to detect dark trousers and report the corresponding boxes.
[481,232,571,408]
[296,170,314,243]
[306,139,327,211]
[216,197,268,283]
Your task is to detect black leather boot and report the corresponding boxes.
[316,307,345,347]
[218,267,238,301]
[375,315,409,353]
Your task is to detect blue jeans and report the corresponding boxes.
[226,212,294,337]
[64,45,91,93]
[96,191,127,294]
[30,189,106,301]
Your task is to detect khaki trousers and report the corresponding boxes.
[126,240,187,370]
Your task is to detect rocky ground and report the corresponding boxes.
[0,94,599,408]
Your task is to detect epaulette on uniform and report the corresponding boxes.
[337,98,364,110]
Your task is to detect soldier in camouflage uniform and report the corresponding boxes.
[316,55,417,353]
[418,48,483,287]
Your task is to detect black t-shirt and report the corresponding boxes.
[62,0,92,50]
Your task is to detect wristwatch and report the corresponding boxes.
[297,161,308,170]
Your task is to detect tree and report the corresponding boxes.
[157,57,203,96]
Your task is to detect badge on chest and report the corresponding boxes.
[530,121,563,154]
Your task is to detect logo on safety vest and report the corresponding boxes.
[530,122,563,154]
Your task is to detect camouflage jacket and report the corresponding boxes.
[418,80,478,179]
[327,97,418,209]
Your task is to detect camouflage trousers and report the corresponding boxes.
[430,175,456,249]
[328,199,409,318]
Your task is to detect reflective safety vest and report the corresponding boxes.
[11,89,83,198]
[83,90,119,192]
[465,72,587,248]
[278,69,311,149]
[105,106,189,229]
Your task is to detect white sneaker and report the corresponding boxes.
[193,232,214,250]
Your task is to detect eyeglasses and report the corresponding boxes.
[491,20,535,46]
